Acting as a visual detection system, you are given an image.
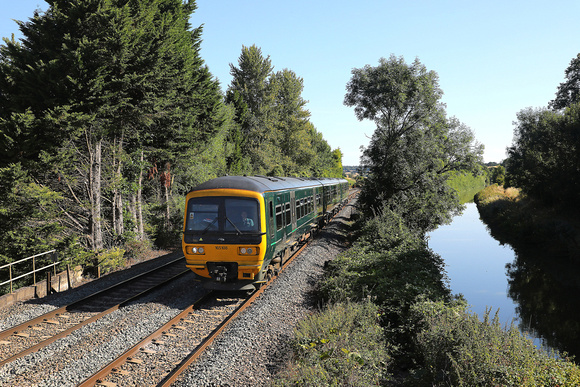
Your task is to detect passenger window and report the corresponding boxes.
[285,203,291,226]
[276,204,283,231]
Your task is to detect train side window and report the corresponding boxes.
[296,199,300,220]
[285,202,291,226]
[275,204,283,231]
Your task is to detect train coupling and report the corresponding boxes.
[211,266,228,282]
[207,262,238,283]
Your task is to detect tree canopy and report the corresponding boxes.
[345,55,483,233]
[549,53,580,110]
[0,5,341,278]
[225,44,342,177]
[0,0,225,260]
[507,52,580,209]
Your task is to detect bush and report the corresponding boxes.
[274,300,391,386]
[97,247,126,275]
[320,209,450,315]
[123,238,153,261]
[408,300,580,386]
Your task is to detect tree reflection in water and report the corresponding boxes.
[506,224,580,358]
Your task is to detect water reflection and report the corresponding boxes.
[428,203,518,325]
[430,202,580,358]
[505,220,580,357]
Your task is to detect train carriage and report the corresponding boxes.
[182,175,348,291]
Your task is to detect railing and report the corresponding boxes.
[0,250,60,294]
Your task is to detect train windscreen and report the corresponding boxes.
[185,197,260,235]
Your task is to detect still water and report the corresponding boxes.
[428,202,519,326]
[430,202,580,357]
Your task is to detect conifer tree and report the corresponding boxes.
[0,0,223,253]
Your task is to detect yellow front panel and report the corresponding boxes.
[182,188,267,281]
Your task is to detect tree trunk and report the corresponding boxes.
[112,136,124,237]
[137,150,144,240]
[163,163,171,230]
[90,138,103,251]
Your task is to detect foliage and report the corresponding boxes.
[320,209,450,307]
[475,184,580,357]
[319,208,451,366]
[96,247,126,275]
[409,300,580,386]
[345,55,483,233]
[489,165,506,186]
[506,103,580,208]
[226,45,342,177]
[278,178,580,386]
[0,0,224,264]
[0,163,64,262]
[149,194,186,249]
[274,300,390,386]
[550,53,580,110]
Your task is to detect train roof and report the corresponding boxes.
[188,175,347,194]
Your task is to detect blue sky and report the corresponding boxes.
[2,1,579,165]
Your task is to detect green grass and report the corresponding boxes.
[273,300,390,386]
[447,171,487,204]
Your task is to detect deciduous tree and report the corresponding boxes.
[550,53,580,110]
[345,55,483,232]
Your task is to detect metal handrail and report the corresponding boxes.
[0,250,59,293]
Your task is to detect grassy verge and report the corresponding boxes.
[273,196,580,386]
[447,171,487,204]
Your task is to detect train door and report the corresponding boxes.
[275,196,284,242]
[267,198,275,240]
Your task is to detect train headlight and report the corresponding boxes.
[189,246,205,255]
[239,247,258,255]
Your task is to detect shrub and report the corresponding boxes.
[408,300,580,386]
[274,300,391,386]
[123,238,153,261]
[320,209,450,308]
[97,247,126,275]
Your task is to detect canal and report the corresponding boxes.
[429,201,580,358]
[428,202,519,327]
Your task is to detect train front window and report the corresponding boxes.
[185,198,220,232]
[224,198,259,232]
[185,197,260,234]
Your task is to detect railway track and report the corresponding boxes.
[0,194,357,386]
[79,230,313,387]
[0,257,188,368]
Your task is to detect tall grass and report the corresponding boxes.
[410,300,580,386]
[273,300,390,386]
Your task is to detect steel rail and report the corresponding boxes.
[0,257,188,366]
[157,239,311,387]
[0,256,185,341]
[80,192,356,386]
[77,291,216,387]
